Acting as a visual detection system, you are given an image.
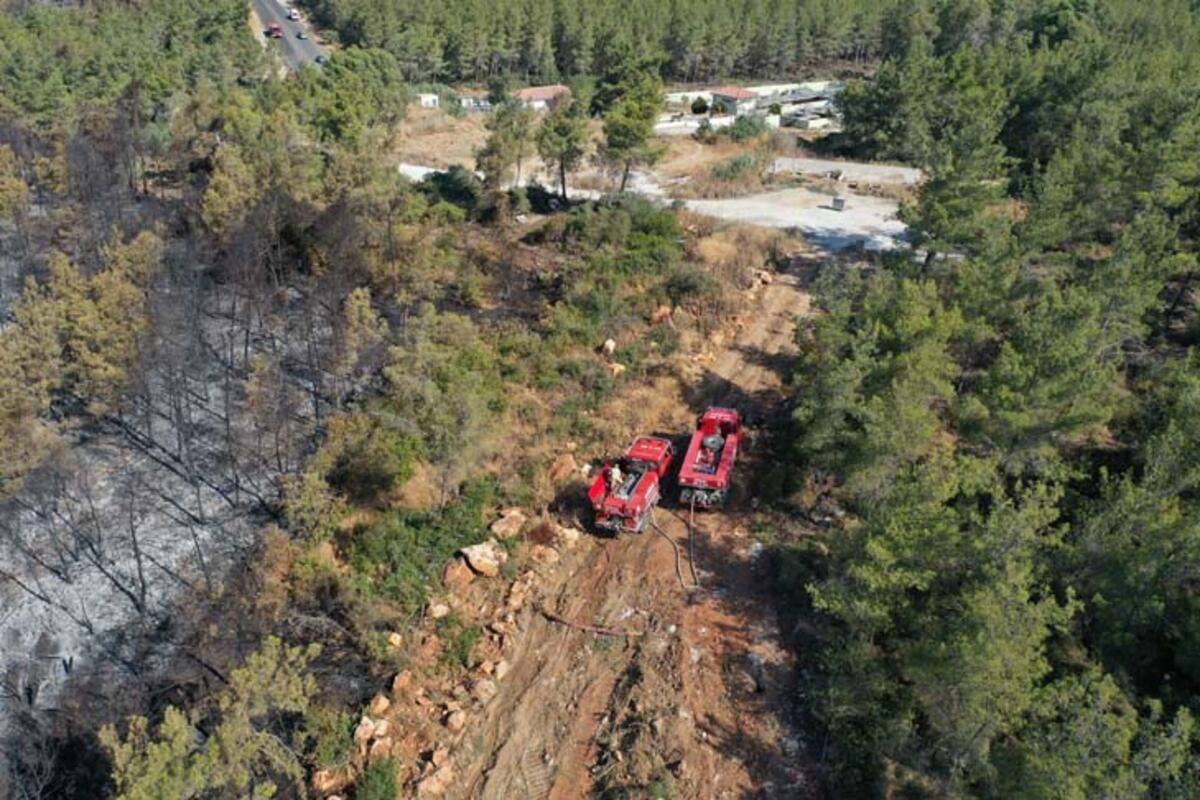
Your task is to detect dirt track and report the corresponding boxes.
[448,267,812,798]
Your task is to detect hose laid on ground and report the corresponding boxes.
[688,496,700,587]
[649,509,688,592]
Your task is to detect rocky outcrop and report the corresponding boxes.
[459,540,507,577]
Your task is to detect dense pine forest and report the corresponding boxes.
[796,0,1200,795]
[0,0,1199,797]
[298,0,900,81]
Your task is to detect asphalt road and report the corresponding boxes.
[251,0,327,70]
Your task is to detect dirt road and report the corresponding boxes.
[446,267,812,798]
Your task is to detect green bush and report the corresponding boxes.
[691,96,709,114]
[663,266,722,308]
[345,479,498,615]
[421,166,485,215]
[648,324,680,357]
[561,196,683,272]
[436,614,482,668]
[509,186,532,216]
[302,705,354,769]
[710,153,758,181]
[357,761,398,800]
[693,118,718,143]
[727,115,769,141]
[323,413,420,504]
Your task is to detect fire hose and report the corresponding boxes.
[649,502,700,591]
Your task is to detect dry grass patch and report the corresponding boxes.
[393,108,489,169]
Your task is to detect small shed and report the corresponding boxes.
[709,86,758,116]
[513,84,572,111]
[456,92,492,112]
[417,93,440,109]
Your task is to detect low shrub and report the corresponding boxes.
[728,114,769,141]
[420,165,485,215]
[344,479,498,615]
[436,613,482,668]
[710,153,758,181]
[302,705,354,769]
[357,761,398,800]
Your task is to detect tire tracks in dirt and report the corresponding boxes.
[450,260,812,799]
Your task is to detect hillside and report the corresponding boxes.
[3,1,1200,799]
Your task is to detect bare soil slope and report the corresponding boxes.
[445,267,812,799]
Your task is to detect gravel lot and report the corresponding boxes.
[685,186,907,250]
[772,156,922,185]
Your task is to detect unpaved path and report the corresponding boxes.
[448,266,812,798]
[398,155,906,251]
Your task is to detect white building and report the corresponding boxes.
[513,84,572,111]
[417,93,440,109]
[709,86,759,116]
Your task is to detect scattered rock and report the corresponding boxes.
[480,659,495,675]
[417,765,455,797]
[368,737,393,764]
[555,525,582,549]
[387,631,403,649]
[312,768,352,795]
[395,732,422,761]
[495,659,511,680]
[442,558,475,592]
[472,678,498,704]
[371,719,391,739]
[506,580,530,612]
[650,305,673,325]
[709,331,726,348]
[530,544,560,566]
[353,716,376,747]
[758,269,774,285]
[490,508,528,540]
[429,602,451,619]
[549,453,577,483]
[445,710,467,732]
[368,694,391,717]
[417,633,442,661]
[431,746,450,767]
[459,540,508,577]
[606,362,627,378]
[391,670,413,696]
[601,338,617,355]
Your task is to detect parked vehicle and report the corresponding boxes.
[265,22,284,38]
[678,407,741,508]
[588,436,675,534]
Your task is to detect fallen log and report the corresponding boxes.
[537,605,645,637]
